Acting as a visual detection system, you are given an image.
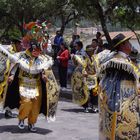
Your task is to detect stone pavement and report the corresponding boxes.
[0,99,99,140]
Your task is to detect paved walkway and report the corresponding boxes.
[0,99,99,140]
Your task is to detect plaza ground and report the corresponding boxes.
[0,99,98,140]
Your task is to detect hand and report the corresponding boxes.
[82,71,88,77]
[71,54,74,58]
[83,73,88,77]
[8,75,14,84]
[57,56,60,59]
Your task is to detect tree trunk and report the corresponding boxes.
[135,33,140,46]
[133,31,140,46]
[95,2,112,46]
[60,15,66,35]
[60,24,66,35]
[128,27,140,46]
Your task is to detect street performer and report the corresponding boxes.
[97,33,140,140]
[0,21,59,132]
[71,44,98,113]
[82,45,98,113]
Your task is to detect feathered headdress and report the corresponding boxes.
[22,20,51,51]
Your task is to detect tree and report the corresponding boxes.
[70,0,121,45]
[0,0,50,37]
[0,0,80,37]
[112,0,140,44]
[46,0,79,35]
[71,0,140,45]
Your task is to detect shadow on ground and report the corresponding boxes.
[0,125,52,135]
[61,108,84,113]
[0,113,5,119]
[0,113,18,120]
[59,97,72,102]
[61,108,98,114]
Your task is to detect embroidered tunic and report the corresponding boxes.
[97,51,140,140]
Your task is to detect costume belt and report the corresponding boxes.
[19,77,40,87]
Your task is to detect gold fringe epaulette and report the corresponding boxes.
[101,57,139,79]
[15,52,53,74]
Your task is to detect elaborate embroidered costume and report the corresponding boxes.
[0,44,18,102]
[97,34,140,140]
[4,50,59,118]
[71,54,89,106]
[71,46,98,113]
[0,47,10,102]
[82,45,98,112]
[0,21,59,132]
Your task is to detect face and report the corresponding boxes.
[75,44,80,51]
[56,31,60,36]
[121,40,132,54]
[60,44,65,50]
[72,35,76,40]
[30,41,42,57]
[91,41,98,50]
[31,47,41,57]
[96,34,100,39]
[124,41,132,54]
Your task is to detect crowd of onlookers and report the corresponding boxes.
[52,31,108,91]
[1,30,139,116]
[52,30,139,92]
[0,31,107,91]
[2,30,137,92]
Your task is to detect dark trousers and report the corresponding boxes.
[58,65,68,87]
[82,90,98,108]
[52,45,60,61]
[90,90,98,106]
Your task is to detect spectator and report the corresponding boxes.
[75,41,86,56]
[57,42,70,90]
[53,31,64,61]
[42,35,52,55]
[95,32,103,53]
[69,34,77,54]
[70,34,81,55]
[91,39,98,53]
[75,35,80,43]
[102,43,110,50]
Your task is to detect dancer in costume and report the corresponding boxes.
[82,45,98,113]
[0,40,22,118]
[5,39,23,118]
[71,46,88,112]
[0,21,59,132]
[71,44,98,113]
[96,33,140,140]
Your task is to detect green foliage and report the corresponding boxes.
[112,0,140,30]
[0,0,139,40]
[0,0,79,36]
[7,26,22,40]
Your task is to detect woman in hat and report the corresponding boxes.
[97,33,140,139]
